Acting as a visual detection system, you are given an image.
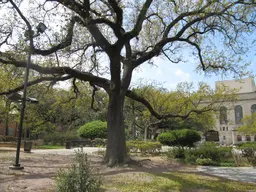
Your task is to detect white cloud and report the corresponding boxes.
[175,69,191,81]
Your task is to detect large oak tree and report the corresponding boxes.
[0,0,255,166]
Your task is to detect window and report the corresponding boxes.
[223,136,226,140]
[223,127,225,131]
[246,135,251,141]
[226,127,228,131]
[235,105,243,124]
[237,135,242,141]
[220,106,227,124]
[254,135,256,141]
[251,104,256,114]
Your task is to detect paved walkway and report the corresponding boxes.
[33,147,104,155]
[197,166,256,184]
[0,147,104,155]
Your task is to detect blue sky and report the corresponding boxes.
[132,48,256,91]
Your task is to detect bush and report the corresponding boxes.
[126,140,162,154]
[78,120,107,139]
[92,138,107,147]
[0,136,17,142]
[168,147,186,159]
[239,142,256,166]
[185,155,197,164]
[196,158,215,166]
[56,149,101,192]
[196,142,220,162]
[43,131,80,145]
[157,129,201,147]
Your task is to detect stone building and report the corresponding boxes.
[214,77,256,145]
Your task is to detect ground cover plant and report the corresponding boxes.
[56,149,101,192]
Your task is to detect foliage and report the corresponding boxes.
[167,147,186,159]
[238,113,256,134]
[196,158,216,166]
[25,84,108,139]
[126,140,162,154]
[167,142,234,166]
[239,142,256,166]
[43,131,81,145]
[157,129,201,147]
[56,149,101,192]
[0,136,17,142]
[186,142,221,162]
[77,120,107,139]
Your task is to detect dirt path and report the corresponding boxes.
[0,150,199,192]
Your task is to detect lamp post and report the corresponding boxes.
[9,23,46,170]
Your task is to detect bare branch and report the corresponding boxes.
[0,57,110,90]
[0,75,72,96]
[127,0,153,39]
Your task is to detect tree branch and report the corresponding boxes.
[0,57,110,90]
[0,75,72,96]
[125,90,215,120]
[127,0,153,39]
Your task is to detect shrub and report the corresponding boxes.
[168,147,186,159]
[196,158,215,166]
[239,142,256,166]
[185,155,197,164]
[43,131,80,145]
[56,149,101,192]
[196,142,220,162]
[157,129,201,147]
[78,120,107,139]
[92,138,107,147]
[126,140,162,154]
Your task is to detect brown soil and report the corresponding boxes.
[0,150,196,192]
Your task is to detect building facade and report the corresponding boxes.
[214,77,256,145]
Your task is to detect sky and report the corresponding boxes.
[131,48,256,91]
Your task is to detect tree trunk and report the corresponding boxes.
[131,102,136,139]
[104,91,128,166]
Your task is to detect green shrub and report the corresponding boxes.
[185,155,197,164]
[126,140,162,154]
[157,132,177,146]
[196,142,220,162]
[157,129,201,147]
[78,120,107,139]
[168,147,186,159]
[0,136,17,142]
[43,131,80,145]
[56,149,101,192]
[239,142,256,166]
[92,138,107,147]
[196,158,215,166]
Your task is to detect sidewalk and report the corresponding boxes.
[197,166,256,184]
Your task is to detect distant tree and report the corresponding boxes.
[0,0,255,166]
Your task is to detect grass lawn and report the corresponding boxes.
[103,172,256,192]
[33,145,65,149]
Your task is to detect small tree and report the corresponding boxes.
[238,113,256,135]
[157,129,201,147]
[78,120,107,139]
